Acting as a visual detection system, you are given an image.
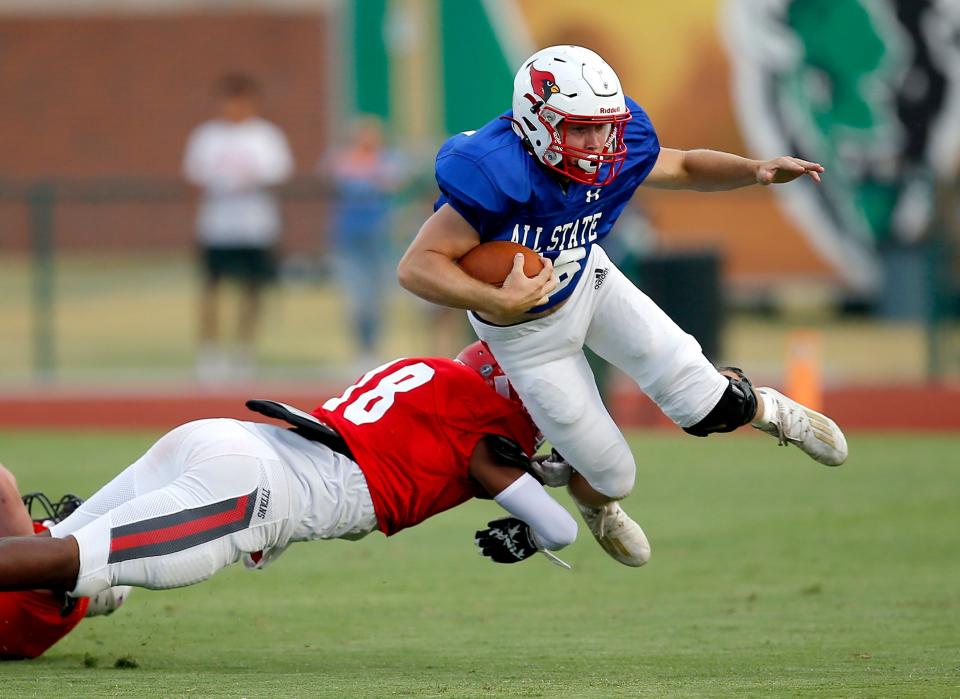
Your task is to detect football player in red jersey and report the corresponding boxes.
[0,467,130,660]
[0,343,577,605]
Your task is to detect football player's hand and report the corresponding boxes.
[475,517,572,569]
[756,156,824,185]
[499,254,556,314]
[530,449,573,487]
[475,517,539,563]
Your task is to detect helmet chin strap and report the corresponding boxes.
[493,375,512,399]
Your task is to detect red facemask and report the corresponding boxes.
[539,106,631,185]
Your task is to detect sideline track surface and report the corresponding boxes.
[1,383,958,430]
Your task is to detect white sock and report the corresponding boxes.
[69,515,114,597]
[752,389,778,428]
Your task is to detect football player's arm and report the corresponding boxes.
[642,147,824,191]
[397,204,556,319]
[468,440,577,551]
[0,465,33,537]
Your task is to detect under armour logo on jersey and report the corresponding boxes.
[585,188,601,203]
[594,267,608,289]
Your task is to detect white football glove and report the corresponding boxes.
[85,585,132,617]
[530,449,573,487]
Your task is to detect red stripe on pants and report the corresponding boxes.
[109,495,250,554]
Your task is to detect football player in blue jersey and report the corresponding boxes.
[398,45,847,567]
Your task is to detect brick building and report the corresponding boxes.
[0,2,338,252]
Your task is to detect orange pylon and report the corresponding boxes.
[785,329,823,412]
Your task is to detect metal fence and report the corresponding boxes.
[0,177,445,385]
[1,178,958,386]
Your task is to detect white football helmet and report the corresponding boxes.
[509,45,631,186]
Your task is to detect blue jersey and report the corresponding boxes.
[435,97,660,310]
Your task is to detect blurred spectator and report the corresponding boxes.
[399,185,472,359]
[322,116,407,366]
[183,73,294,381]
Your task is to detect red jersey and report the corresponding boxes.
[313,357,536,536]
[0,523,89,660]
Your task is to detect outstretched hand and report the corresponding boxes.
[756,157,824,185]
[475,517,538,564]
[474,517,572,569]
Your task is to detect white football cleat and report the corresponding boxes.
[572,498,651,567]
[753,387,848,466]
[85,585,132,617]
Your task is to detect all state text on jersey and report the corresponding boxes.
[510,211,603,252]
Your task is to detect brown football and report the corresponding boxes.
[458,241,544,286]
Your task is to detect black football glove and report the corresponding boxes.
[474,517,539,564]
[474,517,573,569]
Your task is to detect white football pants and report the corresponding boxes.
[470,245,726,498]
[50,419,376,597]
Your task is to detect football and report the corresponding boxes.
[457,241,544,286]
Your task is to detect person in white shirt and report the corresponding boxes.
[183,73,294,380]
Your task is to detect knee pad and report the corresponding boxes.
[683,367,757,437]
[592,446,636,500]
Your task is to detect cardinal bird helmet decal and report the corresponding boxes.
[529,66,560,103]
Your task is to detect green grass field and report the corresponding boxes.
[1,430,958,697]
